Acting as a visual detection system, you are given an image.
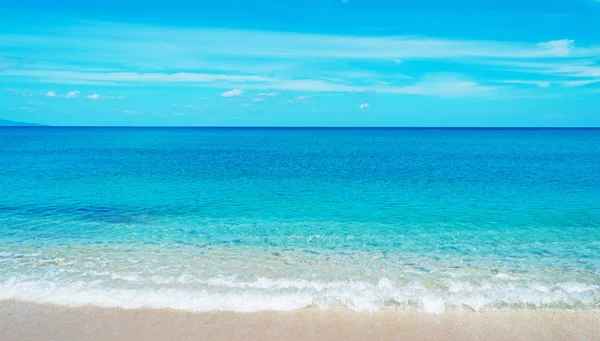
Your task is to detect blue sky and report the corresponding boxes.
[1,0,600,126]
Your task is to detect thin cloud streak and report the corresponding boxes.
[2,21,599,99]
[10,22,595,60]
[2,69,496,97]
[2,23,600,77]
[221,89,243,97]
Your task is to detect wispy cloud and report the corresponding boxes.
[486,60,600,78]
[493,77,600,88]
[45,90,82,99]
[7,70,496,97]
[358,103,370,109]
[9,22,596,61]
[2,20,600,101]
[562,79,600,87]
[244,75,494,97]
[496,80,551,88]
[535,40,574,57]
[124,110,140,114]
[252,97,265,103]
[86,93,121,100]
[65,91,80,99]
[370,74,495,97]
[3,70,268,84]
[221,89,243,97]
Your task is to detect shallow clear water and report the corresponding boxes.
[0,127,599,312]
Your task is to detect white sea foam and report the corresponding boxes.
[0,277,598,313]
[0,279,313,312]
[1,246,598,313]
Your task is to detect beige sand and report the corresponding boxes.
[1,300,598,340]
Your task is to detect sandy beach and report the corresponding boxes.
[0,300,598,341]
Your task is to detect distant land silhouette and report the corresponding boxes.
[0,119,45,126]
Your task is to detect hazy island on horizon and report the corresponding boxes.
[0,119,46,127]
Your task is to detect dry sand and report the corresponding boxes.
[1,300,599,340]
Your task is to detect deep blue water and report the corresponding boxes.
[0,127,599,312]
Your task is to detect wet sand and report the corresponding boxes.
[1,300,598,340]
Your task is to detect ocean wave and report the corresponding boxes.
[1,277,598,313]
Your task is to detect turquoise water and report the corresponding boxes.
[0,127,599,312]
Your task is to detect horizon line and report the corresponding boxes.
[2,125,600,129]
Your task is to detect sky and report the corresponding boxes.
[1,0,600,127]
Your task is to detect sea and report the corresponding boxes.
[0,127,598,313]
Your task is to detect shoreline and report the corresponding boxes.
[1,300,599,340]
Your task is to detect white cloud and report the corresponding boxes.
[221,89,243,97]
[46,90,89,99]
[2,21,600,104]
[497,80,551,88]
[65,91,80,99]
[124,110,140,114]
[488,60,600,79]
[252,97,265,103]
[562,79,600,87]
[100,24,595,59]
[536,40,574,57]
[358,103,370,109]
[5,23,598,70]
[367,74,495,97]
[3,69,493,97]
[2,70,268,84]
[394,81,492,97]
[86,93,121,100]
[243,75,493,97]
